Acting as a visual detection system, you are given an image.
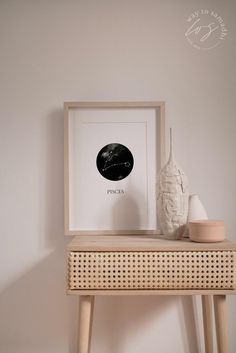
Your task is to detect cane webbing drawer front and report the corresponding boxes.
[68,250,236,290]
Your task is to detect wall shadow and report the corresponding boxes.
[92,295,202,353]
[177,296,200,353]
[92,295,177,353]
[0,249,77,353]
[111,179,145,231]
[112,194,141,230]
[42,108,65,249]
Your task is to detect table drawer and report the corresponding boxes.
[68,251,236,290]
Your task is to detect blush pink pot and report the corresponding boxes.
[189,220,225,243]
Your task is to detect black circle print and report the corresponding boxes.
[96,143,134,181]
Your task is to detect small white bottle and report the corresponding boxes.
[187,194,208,222]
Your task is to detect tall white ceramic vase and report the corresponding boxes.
[157,129,189,238]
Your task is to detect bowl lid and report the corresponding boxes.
[189,220,225,226]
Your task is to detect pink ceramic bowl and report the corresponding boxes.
[189,220,225,243]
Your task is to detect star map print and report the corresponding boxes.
[96,143,134,181]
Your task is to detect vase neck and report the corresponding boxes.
[168,128,174,163]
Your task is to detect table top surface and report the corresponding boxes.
[67,235,236,251]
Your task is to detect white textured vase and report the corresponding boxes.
[187,194,208,221]
[157,129,189,238]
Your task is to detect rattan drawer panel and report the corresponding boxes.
[68,251,236,290]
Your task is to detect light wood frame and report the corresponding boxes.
[64,101,165,236]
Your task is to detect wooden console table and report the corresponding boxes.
[67,235,236,353]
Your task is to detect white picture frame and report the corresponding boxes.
[64,102,165,235]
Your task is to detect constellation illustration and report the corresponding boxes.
[102,150,131,172]
[96,143,134,181]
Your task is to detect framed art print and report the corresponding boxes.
[64,101,165,235]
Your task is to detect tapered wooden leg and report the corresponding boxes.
[213,295,229,353]
[78,295,95,353]
[202,295,213,353]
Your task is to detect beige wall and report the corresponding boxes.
[0,0,235,352]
